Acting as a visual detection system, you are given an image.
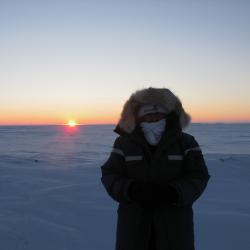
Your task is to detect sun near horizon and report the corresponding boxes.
[66,120,77,127]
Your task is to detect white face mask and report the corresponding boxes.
[140,119,166,145]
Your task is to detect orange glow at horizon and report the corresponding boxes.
[0,106,249,125]
[0,106,120,125]
[0,115,249,125]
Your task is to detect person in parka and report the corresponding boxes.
[100,87,210,250]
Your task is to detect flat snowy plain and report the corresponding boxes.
[0,124,249,250]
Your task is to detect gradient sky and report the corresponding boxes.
[1,0,249,125]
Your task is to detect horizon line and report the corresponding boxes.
[0,121,250,126]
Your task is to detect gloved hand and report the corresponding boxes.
[128,180,179,206]
[151,182,179,205]
[128,181,153,204]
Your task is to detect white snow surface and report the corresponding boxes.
[0,124,250,250]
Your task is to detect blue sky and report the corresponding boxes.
[0,0,249,124]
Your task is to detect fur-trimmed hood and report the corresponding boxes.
[116,87,191,134]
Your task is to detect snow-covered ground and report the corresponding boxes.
[0,124,249,250]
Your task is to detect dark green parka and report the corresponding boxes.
[101,116,210,250]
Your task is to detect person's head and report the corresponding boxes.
[115,87,191,134]
[134,104,168,145]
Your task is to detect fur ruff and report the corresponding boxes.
[117,87,191,133]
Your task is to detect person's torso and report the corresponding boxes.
[118,128,187,182]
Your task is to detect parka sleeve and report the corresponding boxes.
[169,135,210,207]
[100,137,135,203]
